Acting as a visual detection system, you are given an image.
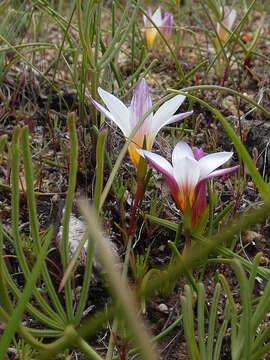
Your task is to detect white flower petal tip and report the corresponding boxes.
[152,7,162,27]
[199,151,234,179]
[90,96,115,123]
[95,87,130,137]
[175,94,186,103]
[172,141,194,167]
[223,7,237,30]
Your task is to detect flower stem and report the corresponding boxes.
[183,228,191,256]
[106,164,146,359]
[128,175,145,238]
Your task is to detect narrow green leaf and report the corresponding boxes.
[206,283,221,360]
[168,241,198,293]
[0,227,53,358]
[0,135,7,153]
[181,286,200,360]
[232,259,252,360]
[0,221,13,314]
[94,129,107,212]
[213,301,229,360]
[176,60,208,87]
[251,277,270,334]
[60,113,79,320]
[212,201,235,228]
[248,252,263,297]
[197,283,207,360]
[147,214,178,231]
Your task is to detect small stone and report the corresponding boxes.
[158,245,165,252]
[243,230,261,244]
[158,303,169,313]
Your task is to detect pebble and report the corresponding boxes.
[243,230,261,244]
[158,303,169,313]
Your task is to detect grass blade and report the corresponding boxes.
[0,226,53,358]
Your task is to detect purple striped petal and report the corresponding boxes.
[130,78,153,135]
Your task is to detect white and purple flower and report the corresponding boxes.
[139,141,239,228]
[216,6,237,44]
[143,7,174,49]
[90,79,192,167]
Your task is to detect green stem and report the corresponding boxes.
[76,335,103,360]
[60,113,78,321]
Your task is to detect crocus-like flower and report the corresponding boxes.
[143,7,174,49]
[90,79,192,168]
[139,141,239,228]
[161,12,174,40]
[216,6,237,44]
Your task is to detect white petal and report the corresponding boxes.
[198,152,233,180]
[138,149,174,178]
[98,87,130,136]
[152,7,162,27]
[173,156,200,191]
[138,149,179,196]
[225,8,237,30]
[143,14,147,26]
[163,111,193,129]
[144,6,152,27]
[150,95,186,139]
[90,97,116,123]
[172,141,195,168]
